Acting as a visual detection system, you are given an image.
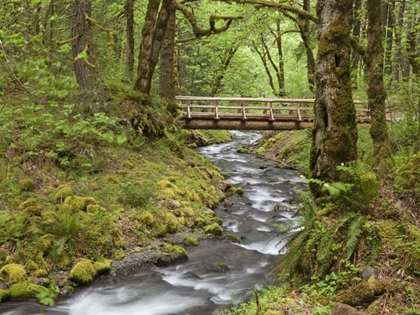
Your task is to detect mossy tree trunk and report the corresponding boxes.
[366,0,390,171]
[310,0,357,185]
[134,0,173,102]
[159,9,179,101]
[71,0,94,90]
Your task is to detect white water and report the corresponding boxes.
[0,131,305,315]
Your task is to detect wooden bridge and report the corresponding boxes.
[176,96,370,130]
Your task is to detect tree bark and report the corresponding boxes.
[71,0,94,90]
[366,0,390,171]
[134,0,173,100]
[310,0,357,184]
[301,0,316,91]
[159,9,178,101]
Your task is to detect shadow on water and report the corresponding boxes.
[0,131,306,315]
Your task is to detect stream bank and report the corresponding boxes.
[0,131,306,315]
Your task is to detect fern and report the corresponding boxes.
[345,215,366,260]
[48,237,67,262]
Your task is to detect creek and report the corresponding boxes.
[1,131,306,315]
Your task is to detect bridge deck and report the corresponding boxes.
[175,96,370,130]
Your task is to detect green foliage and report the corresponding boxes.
[276,191,370,281]
[35,285,59,306]
[119,182,156,208]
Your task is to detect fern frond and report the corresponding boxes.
[345,215,366,260]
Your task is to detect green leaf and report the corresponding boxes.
[116,134,127,145]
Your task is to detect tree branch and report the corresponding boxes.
[176,3,243,39]
[214,0,318,23]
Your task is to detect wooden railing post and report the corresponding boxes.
[186,100,191,118]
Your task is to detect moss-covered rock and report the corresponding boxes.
[54,185,75,203]
[69,259,96,285]
[9,282,48,299]
[211,262,230,273]
[204,223,223,236]
[227,186,244,196]
[0,264,27,286]
[335,279,400,306]
[63,196,97,212]
[183,236,199,246]
[93,258,112,275]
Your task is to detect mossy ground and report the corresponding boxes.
[0,83,231,304]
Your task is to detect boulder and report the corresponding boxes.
[331,303,362,315]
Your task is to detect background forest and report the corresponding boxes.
[1,0,420,314]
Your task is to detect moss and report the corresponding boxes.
[93,258,112,275]
[181,207,194,217]
[9,282,48,299]
[139,211,155,226]
[237,147,250,154]
[113,249,125,260]
[86,204,102,213]
[0,264,27,286]
[0,289,10,302]
[18,198,37,211]
[54,185,74,203]
[161,211,179,233]
[161,188,176,198]
[32,269,48,277]
[335,279,400,306]
[194,217,206,228]
[227,186,244,196]
[20,179,35,192]
[204,223,223,236]
[183,236,199,246]
[70,259,96,285]
[63,196,97,212]
[394,152,420,192]
[157,179,172,189]
[211,262,230,272]
[123,160,135,168]
[225,234,241,243]
[165,245,188,257]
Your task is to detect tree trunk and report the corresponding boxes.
[134,0,173,101]
[351,0,362,89]
[383,1,394,81]
[301,0,316,91]
[407,16,420,79]
[274,20,285,97]
[310,0,357,184]
[210,46,238,96]
[366,0,390,171]
[71,0,94,90]
[393,0,406,82]
[126,0,135,81]
[159,9,177,101]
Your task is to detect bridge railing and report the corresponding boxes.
[176,96,368,122]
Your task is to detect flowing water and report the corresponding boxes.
[0,131,306,315]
